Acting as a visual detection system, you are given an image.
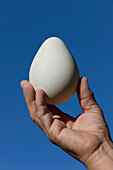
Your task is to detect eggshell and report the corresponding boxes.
[29,37,79,105]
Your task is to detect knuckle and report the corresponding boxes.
[30,112,37,122]
[49,127,54,138]
[49,127,59,143]
[37,106,48,119]
[30,114,34,121]
[49,135,57,145]
[45,130,56,145]
[50,139,57,146]
[48,136,54,144]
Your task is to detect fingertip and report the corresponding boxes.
[21,81,35,104]
[83,76,88,82]
[20,80,29,88]
[36,89,46,101]
[77,77,88,91]
[36,88,47,106]
[81,77,88,85]
[20,80,25,88]
[20,80,34,96]
[77,76,90,101]
[36,88,46,96]
[20,81,34,93]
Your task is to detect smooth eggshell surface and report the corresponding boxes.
[29,37,79,105]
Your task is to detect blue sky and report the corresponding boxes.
[0,0,113,169]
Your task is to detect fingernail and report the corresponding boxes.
[20,81,27,89]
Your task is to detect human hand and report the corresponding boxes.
[21,77,113,169]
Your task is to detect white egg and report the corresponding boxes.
[29,37,79,105]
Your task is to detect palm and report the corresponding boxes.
[46,104,109,163]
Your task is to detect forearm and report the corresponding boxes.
[86,140,113,170]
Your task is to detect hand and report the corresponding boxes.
[21,77,113,169]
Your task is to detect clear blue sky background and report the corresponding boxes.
[0,0,113,170]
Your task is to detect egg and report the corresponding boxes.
[29,37,79,105]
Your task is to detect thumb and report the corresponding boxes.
[77,77,101,113]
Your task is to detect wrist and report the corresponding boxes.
[86,139,113,170]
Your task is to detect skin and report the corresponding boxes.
[21,77,113,169]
